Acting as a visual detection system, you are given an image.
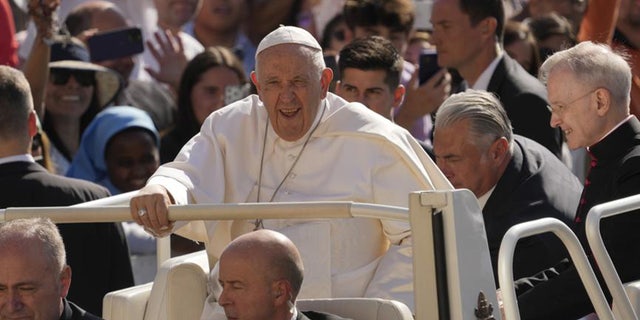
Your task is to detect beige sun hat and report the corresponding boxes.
[49,38,123,108]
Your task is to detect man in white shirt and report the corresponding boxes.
[129,26,452,314]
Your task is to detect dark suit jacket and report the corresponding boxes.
[487,55,563,158]
[298,310,351,320]
[484,135,581,284]
[517,117,640,319]
[0,161,134,316]
[60,299,102,320]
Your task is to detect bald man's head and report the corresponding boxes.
[221,230,304,298]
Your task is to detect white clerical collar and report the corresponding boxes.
[477,185,497,210]
[587,115,634,150]
[471,52,504,91]
[290,306,298,320]
[0,154,35,166]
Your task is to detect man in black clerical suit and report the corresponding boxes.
[217,229,349,320]
[430,0,564,158]
[515,42,640,320]
[433,89,581,284]
[0,66,133,316]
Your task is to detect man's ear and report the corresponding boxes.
[594,87,611,116]
[393,84,406,109]
[27,111,38,138]
[272,280,291,305]
[320,67,334,99]
[480,17,498,38]
[59,265,72,298]
[489,137,509,162]
[250,71,260,91]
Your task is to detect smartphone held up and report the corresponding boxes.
[418,49,441,85]
[87,27,144,62]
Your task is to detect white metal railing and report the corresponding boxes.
[498,218,614,320]
[585,194,640,320]
[0,200,409,268]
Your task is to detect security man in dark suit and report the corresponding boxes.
[430,0,564,158]
[0,65,134,316]
[433,89,581,284]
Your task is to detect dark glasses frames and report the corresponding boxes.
[50,69,96,87]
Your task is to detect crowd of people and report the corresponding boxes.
[1,0,640,319]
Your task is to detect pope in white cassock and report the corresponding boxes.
[130,25,452,317]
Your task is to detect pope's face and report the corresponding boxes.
[252,44,332,141]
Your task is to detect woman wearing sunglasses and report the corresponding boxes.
[44,37,123,175]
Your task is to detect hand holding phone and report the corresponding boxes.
[419,49,441,85]
[87,27,144,62]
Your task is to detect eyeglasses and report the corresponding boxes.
[547,88,597,115]
[50,69,95,87]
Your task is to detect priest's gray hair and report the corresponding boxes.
[435,89,514,152]
[539,41,631,112]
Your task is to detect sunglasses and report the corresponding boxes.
[50,69,95,87]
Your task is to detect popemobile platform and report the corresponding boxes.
[1,189,639,320]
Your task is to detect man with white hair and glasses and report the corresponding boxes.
[516,41,640,320]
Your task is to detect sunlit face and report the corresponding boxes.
[336,68,402,119]
[547,68,603,149]
[218,251,278,320]
[45,73,94,119]
[430,0,486,72]
[191,66,242,125]
[105,129,160,192]
[433,120,501,197]
[197,0,246,31]
[353,26,408,55]
[251,44,331,141]
[154,0,200,29]
[0,242,70,320]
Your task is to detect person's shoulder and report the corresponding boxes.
[25,169,111,202]
[64,299,103,320]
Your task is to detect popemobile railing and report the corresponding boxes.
[585,194,640,319]
[497,218,614,320]
[498,193,640,320]
[0,189,502,320]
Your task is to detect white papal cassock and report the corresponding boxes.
[148,93,452,315]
